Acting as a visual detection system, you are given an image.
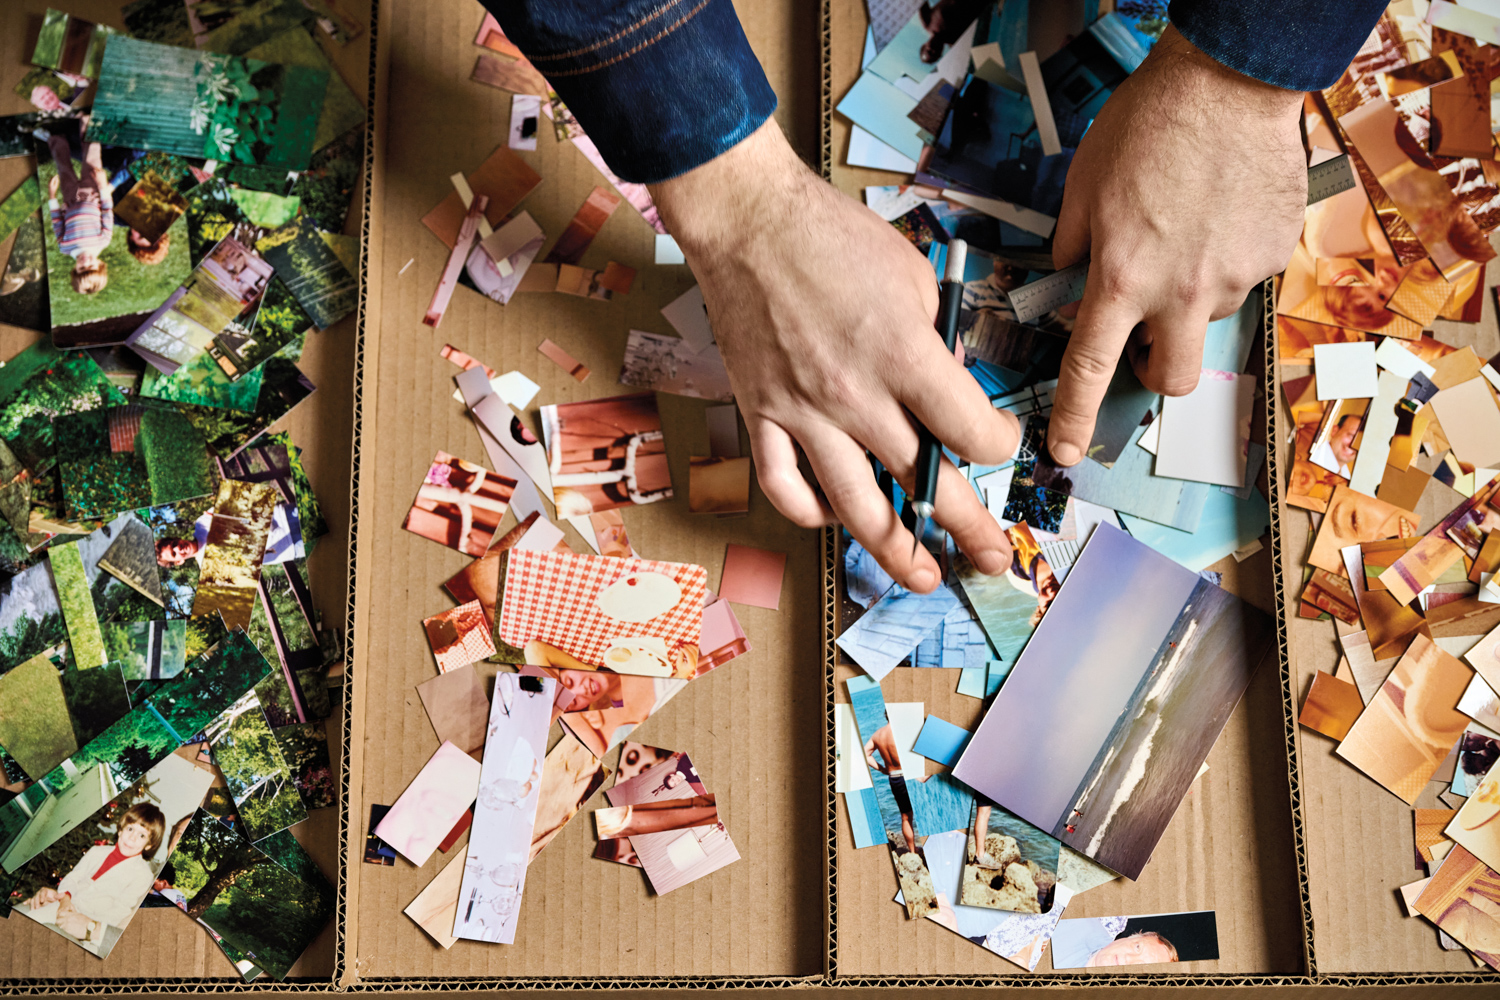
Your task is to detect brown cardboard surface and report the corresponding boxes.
[345,0,824,982]
[0,0,361,983]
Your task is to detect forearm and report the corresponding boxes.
[480,0,777,184]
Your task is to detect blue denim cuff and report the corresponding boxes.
[1168,0,1389,92]
[487,0,778,184]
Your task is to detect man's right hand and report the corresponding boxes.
[651,120,1019,593]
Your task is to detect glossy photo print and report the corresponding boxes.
[403,451,517,557]
[34,130,194,348]
[498,548,706,677]
[540,393,672,516]
[523,664,687,759]
[89,36,328,169]
[7,752,213,960]
[125,237,275,374]
[917,828,1076,972]
[451,672,554,943]
[959,797,1063,913]
[602,748,737,896]
[154,807,334,980]
[847,674,940,919]
[1050,910,1219,969]
[952,524,1274,880]
[255,216,359,330]
[53,402,219,521]
[529,733,608,862]
[1337,635,1473,805]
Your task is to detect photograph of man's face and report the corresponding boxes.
[155,537,198,567]
[556,669,614,714]
[1329,413,1361,468]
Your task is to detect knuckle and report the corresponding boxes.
[819,477,878,524]
[1048,392,1097,432]
[941,494,991,542]
[1065,341,1120,383]
[1091,266,1140,306]
[756,468,820,526]
[1171,272,1211,312]
[820,367,865,413]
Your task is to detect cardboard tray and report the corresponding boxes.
[822,0,1495,988]
[0,0,1494,992]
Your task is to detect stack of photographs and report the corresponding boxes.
[0,9,364,977]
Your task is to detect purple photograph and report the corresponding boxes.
[952,524,1273,880]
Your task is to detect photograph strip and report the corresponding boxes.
[452,672,554,943]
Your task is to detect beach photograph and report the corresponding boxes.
[952,523,1274,879]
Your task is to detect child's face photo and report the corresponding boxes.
[117,821,151,856]
[156,537,199,567]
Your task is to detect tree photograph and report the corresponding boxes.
[204,690,307,840]
[164,807,332,980]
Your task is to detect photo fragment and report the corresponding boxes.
[0,0,359,979]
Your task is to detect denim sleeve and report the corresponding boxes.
[481,0,778,184]
[1168,0,1390,92]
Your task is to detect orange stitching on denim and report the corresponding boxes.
[526,0,695,62]
[528,0,713,76]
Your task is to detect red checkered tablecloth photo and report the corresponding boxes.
[499,549,707,666]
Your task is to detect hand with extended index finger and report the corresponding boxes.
[1046,26,1306,467]
[649,120,1021,593]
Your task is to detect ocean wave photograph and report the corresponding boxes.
[952,523,1274,879]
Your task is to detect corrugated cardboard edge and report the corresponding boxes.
[334,0,386,988]
[820,0,839,987]
[1263,281,1315,980]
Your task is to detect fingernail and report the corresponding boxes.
[974,548,1007,576]
[911,566,938,591]
[1051,441,1081,466]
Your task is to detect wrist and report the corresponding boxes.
[1144,26,1303,122]
[649,119,815,259]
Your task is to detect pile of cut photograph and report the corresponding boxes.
[1282,2,1500,971]
[827,0,1500,975]
[817,0,1288,973]
[349,11,781,950]
[0,2,363,980]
